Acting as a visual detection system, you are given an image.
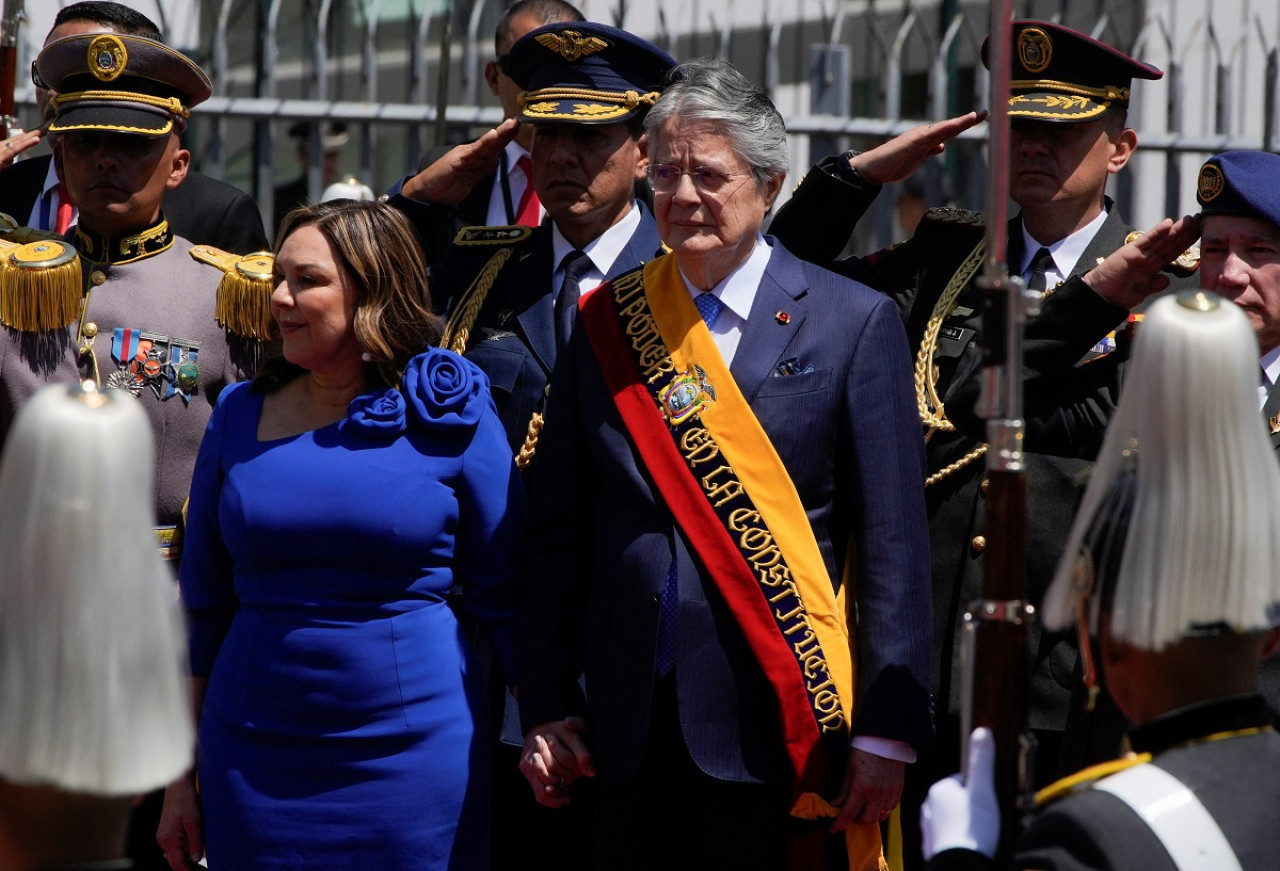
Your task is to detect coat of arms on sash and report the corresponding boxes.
[659,363,716,426]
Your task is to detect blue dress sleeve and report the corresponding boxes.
[178,382,244,677]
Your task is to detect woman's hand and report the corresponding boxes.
[0,128,45,171]
[157,773,205,870]
[518,717,596,808]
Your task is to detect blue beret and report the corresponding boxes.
[1197,151,1280,228]
[506,23,676,125]
[981,21,1162,123]
[37,33,211,137]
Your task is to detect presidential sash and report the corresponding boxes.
[580,256,882,870]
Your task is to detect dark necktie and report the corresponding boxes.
[555,250,590,354]
[655,292,726,675]
[1026,246,1055,294]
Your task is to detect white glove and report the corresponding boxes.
[920,727,1001,859]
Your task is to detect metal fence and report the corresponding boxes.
[14,0,1277,243]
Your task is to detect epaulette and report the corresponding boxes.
[922,206,985,226]
[0,236,82,331]
[1033,752,1151,808]
[190,245,275,339]
[452,225,534,246]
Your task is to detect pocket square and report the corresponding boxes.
[774,357,815,377]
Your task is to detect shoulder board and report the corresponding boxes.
[189,245,276,340]
[0,237,82,332]
[1033,752,1152,808]
[0,212,62,245]
[923,207,985,226]
[453,225,534,246]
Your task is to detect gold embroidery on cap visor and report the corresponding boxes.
[1006,80,1130,120]
[519,87,661,122]
[1017,27,1053,74]
[87,34,128,82]
[1198,164,1226,203]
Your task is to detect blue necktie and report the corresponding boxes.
[555,250,591,354]
[655,292,726,675]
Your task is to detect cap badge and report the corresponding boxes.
[535,30,609,63]
[1198,163,1225,203]
[87,34,128,83]
[1017,27,1053,75]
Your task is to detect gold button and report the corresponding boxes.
[971,535,986,552]
[90,270,107,286]
[83,322,97,338]
[980,478,989,494]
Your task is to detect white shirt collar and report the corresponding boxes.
[1261,345,1280,389]
[679,235,772,320]
[550,201,641,292]
[1019,207,1109,281]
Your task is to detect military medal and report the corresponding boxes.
[165,338,201,403]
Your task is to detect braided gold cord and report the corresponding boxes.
[914,237,988,487]
[515,410,544,470]
[440,247,514,353]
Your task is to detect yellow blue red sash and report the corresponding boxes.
[579,256,883,869]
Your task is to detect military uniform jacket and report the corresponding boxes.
[770,159,1142,759]
[0,229,253,527]
[422,203,665,457]
[929,694,1280,871]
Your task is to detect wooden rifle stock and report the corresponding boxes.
[961,0,1035,862]
[0,0,22,140]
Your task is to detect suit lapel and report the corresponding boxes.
[512,231,558,373]
[729,243,807,404]
[1074,203,1132,278]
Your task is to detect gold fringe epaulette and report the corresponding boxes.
[190,245,275,339]
[452,225,533,246]
[923,207,985,226]
[1033,753,1150,808]
[0,237,83,331]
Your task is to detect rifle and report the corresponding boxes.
[0,0,23,141]
[960,0,1037,861]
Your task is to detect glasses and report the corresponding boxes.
[647,164,750,194]
[31,60,48,90]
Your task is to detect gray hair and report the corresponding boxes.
[644,58,788,188]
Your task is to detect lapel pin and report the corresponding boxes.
[1270,415,1280,435]
[775,311,791,325]
[498,309,513,326]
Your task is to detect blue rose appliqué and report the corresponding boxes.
[345,387,406,438]
[403,347,489,430]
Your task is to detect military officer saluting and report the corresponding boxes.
[401,22,674,464]
[768,22,1194,836]
[0,32,267,556]
[920,290,1280,871]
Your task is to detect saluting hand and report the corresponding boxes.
[0,128,45,171]
[400,117,521,205]
[851,110,988,186]
[1083,214,1203,310]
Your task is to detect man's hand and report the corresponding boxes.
[518,716,596,808]
[0,128,45,171]
[400,117,520,205]
[852,111,987,185]
[1083,214,1203,310]
[829,747,905,831]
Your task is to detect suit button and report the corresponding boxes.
[971,535,986,553]
[90,270,107,286]
[980,478,989,495]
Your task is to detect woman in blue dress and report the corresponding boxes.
[158,201,523,870]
